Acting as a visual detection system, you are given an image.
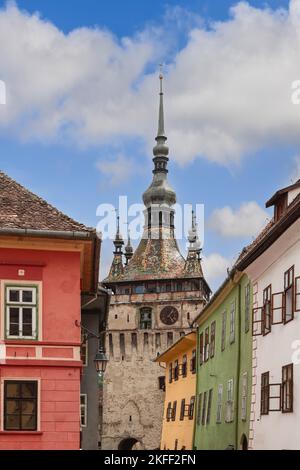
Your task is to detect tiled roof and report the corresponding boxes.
[0,171,94,233]
[104,235,206,283]
[236,191,300,269]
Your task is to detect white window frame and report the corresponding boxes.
[80,394,87,428]
[241,373,248,421]
[226,379,234,423]
[5,286,38,340]
[229,301,235,344]
[216,384,223,424]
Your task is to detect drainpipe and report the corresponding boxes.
[192,324,199,450]
[235,280,242,450]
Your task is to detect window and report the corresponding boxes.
[134,285,145,294]
[284,267,294,324]
[5,286,38,339]
[201,392,207,425]
[158,376,165,391]
[263,285,272,335]
[131,333,137,352]
[80,394,87,428]
[139,308,152,329]
[169,363,173,384]
[81,330,88,367]
[199,332,204,365]
[241,373,248,421]
[196,394,202,426]
[282,364,293,413]
[206,389,213,425]
[210,321,216,358]
[182,355,187,377]
[226,379,234,422]
[172,401,177,421]
[245,283,250,333]
[174,360,179,381]
[189,396,195,420]
[4,381,38,431]
[180,399,186,421]
[229,302,235,344]
[190,350,196,374]
[204,327,210,362]
[166,402,172,422]
[167,332,173,347]
[221,311,226,351]
[155,333,161,349]
[261,372,269,416]
[216,384,223,424]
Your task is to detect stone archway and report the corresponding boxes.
[240,434,248,451]
[118,438,143,450]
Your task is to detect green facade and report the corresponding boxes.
[193,274,252,450]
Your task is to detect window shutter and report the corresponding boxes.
[295,277,300,312]
[229,302,235,344]
[210,321,216,358]
[272,292,284,325]
[252,306,263,336]
[199,333,204,365]
[216,384,223,423]
[241,373,247,421]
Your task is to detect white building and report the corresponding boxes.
[237,180,300,450]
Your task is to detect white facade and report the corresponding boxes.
[245,216,300,450]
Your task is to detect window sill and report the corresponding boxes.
[0,431,43,435]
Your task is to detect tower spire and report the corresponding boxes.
[152,68,169,169]
[157,66,165,137]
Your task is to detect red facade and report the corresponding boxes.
[0,245,91,449]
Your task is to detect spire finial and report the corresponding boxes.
[157,65,165,138]
[159,63,164,94]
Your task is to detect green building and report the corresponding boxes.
[193,271,252,450]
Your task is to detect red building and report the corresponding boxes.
[0,172,100,450]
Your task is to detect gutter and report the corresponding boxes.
[0,227,97,240]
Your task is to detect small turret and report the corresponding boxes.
[107,216,124,279]
[184,210,203,275]
[125,229,134,266]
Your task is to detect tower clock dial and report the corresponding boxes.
[160,306,179,325]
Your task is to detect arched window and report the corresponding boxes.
[139,308,152,329]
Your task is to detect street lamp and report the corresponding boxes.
[75,320,109,375]
[94,347,109,375]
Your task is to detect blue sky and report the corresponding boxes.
[0,0,299,289]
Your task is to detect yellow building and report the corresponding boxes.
[155,332,197,450]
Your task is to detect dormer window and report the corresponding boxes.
[274,194,287,222]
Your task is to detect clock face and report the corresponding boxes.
[160,306,179,325]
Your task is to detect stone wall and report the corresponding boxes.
[101,292,205,450]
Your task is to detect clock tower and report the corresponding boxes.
[101,74,211,450]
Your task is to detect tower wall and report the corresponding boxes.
[101,291,205,450]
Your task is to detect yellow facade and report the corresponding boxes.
[155,332,197,450]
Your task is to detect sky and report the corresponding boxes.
[0,0,299,290]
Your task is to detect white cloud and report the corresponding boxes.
[96,154,142,186]
[209,201,269,238]
[1,2,300,164]
[290,155,300,182]
[202,253,232,287]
